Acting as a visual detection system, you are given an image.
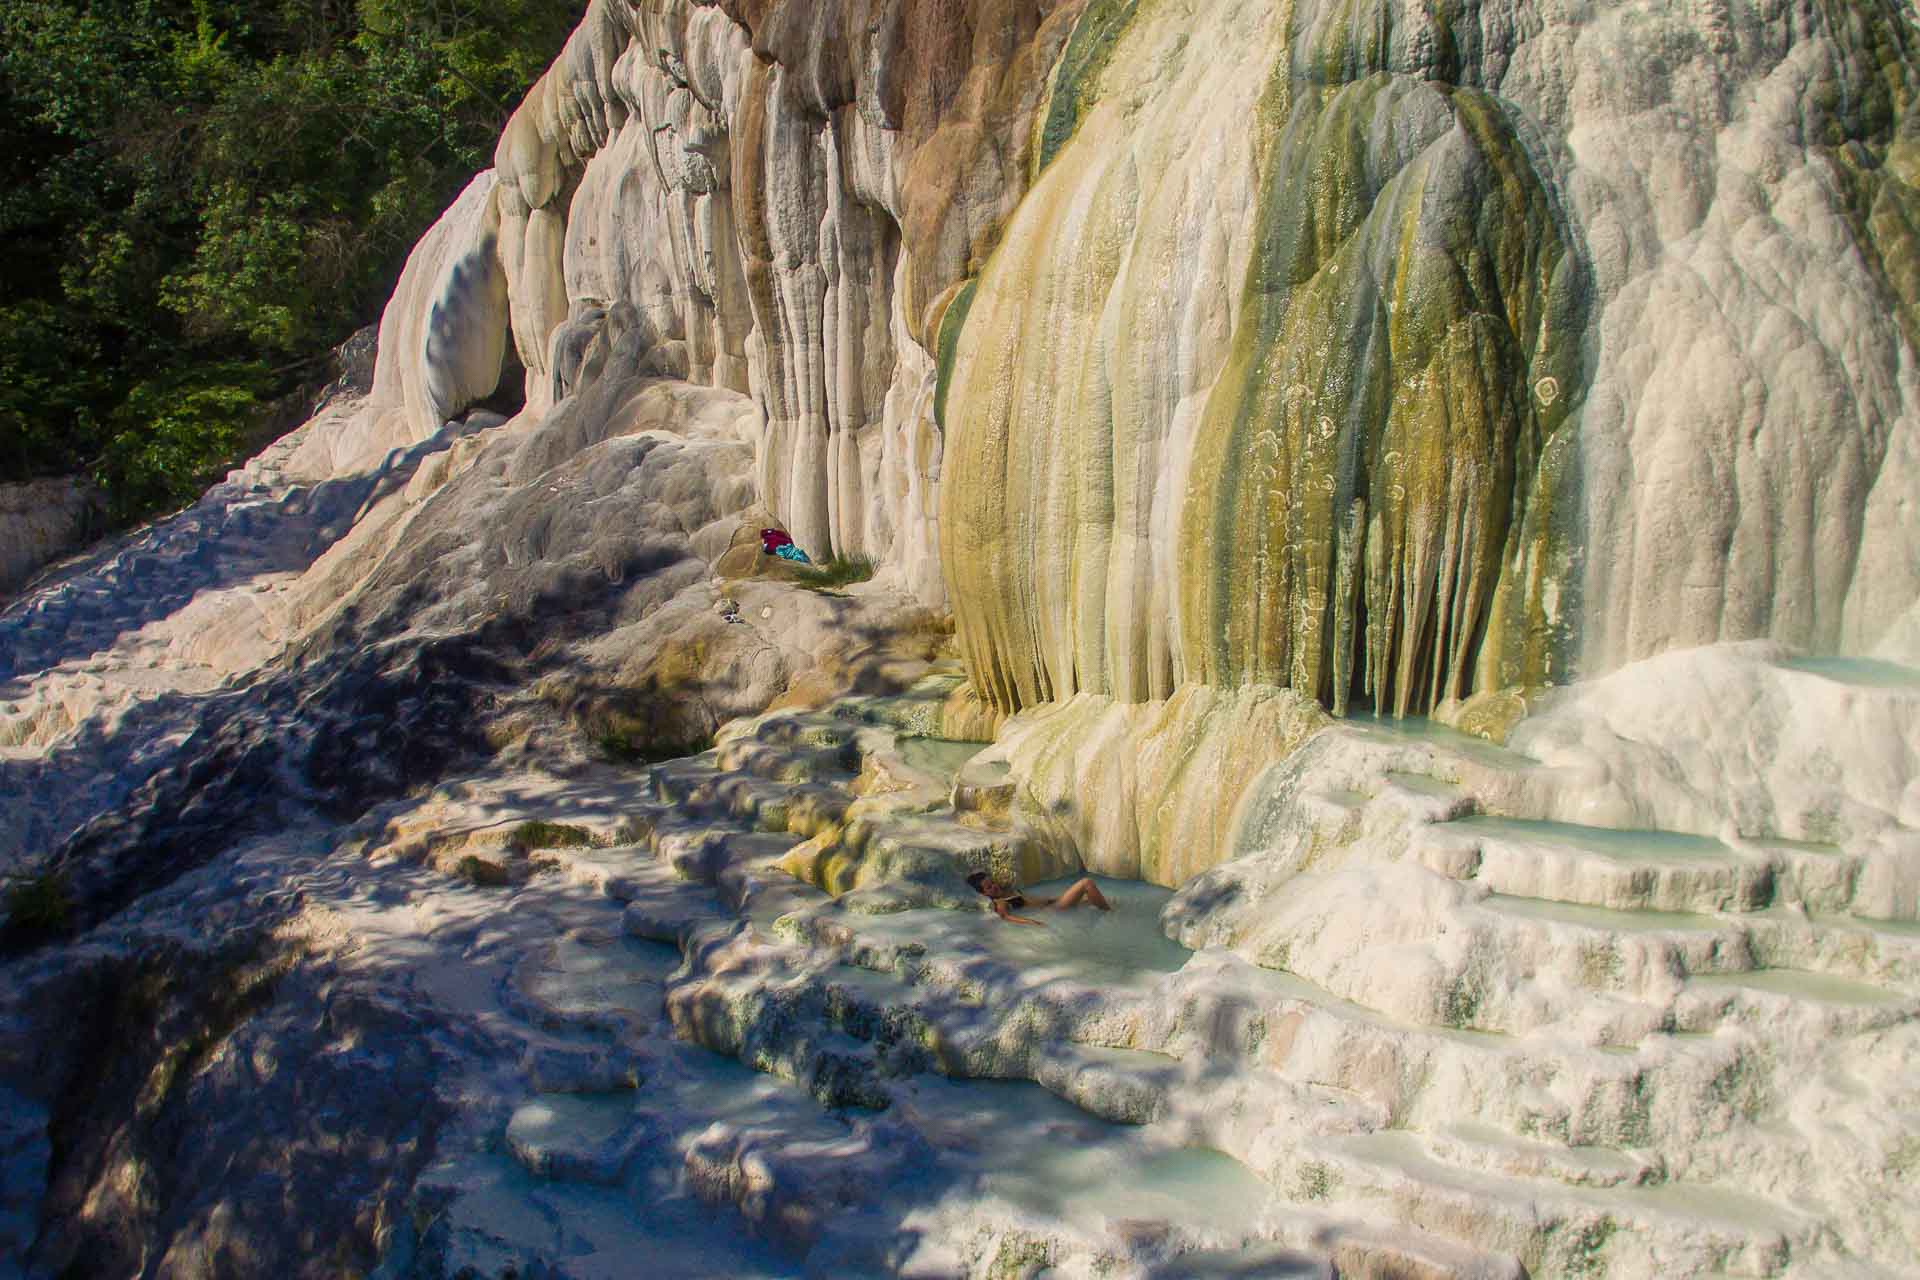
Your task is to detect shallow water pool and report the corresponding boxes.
[1442,815,1731,861]
[1779,656,1920,689]
[896,735,986,781]
[901,1075,1273,1238]
[840,875,1194,988]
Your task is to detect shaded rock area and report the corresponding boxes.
[2,0,1919,1275]
[6,908,444,1277]
[4,537,1916,1277]
[0,679,1516,1278]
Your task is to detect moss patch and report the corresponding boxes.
[791,555,878,593]
[595,729,710,765]
[1035,0,1143,175]
[510,821,598,851]
[454,854,511,887]
[933,276,979,429]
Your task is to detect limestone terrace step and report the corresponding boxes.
[1414,816,1774,914]
[1308,1129,1817,1278]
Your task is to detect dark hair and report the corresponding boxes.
[965,871,988,891]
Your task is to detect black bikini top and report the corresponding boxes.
[972,878,1025,910]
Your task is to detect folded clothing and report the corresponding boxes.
[773,542,810,564]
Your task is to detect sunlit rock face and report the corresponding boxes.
[357,0,1920,732]
[482,0,1076,603]
[941,0,1920,718]
[281,173,513,482]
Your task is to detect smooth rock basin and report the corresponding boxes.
[1688,968,1910,1007]
[894,735,987,782]
[517,932,681,1022]
[1481,894,1728,934]
[933,1077,1273,1234]
[1341,711,1532,765]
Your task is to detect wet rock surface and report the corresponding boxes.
[10,635,1915,1275]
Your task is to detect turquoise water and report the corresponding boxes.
[906,1075,1272,1233]
[826,876,1193,988]
[1342,711,1530,765]
[1443,815,1730,861]
[1484,893,1727,933]
[1852,915,1920,938]
[1750,835,1846,856]
[952,875,1192,982]
[1779,656,1920,689]
[896,735,986,781]
[1689,969,1908,1007]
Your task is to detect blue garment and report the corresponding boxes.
[773,543,810,564]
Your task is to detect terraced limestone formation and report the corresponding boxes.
[317,660,1911,1277]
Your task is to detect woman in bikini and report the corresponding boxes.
[966,871,1111,926]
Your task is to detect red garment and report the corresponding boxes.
[760,528,794,554]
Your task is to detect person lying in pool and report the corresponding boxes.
[966,871,1111,926]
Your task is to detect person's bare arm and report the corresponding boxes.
[992,898,1046,927]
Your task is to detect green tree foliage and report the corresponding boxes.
[0,0,575,520]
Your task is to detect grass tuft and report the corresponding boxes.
[792,555,877,593]
[510,821,597,851]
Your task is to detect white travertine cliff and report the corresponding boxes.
[2,1,1918,1276]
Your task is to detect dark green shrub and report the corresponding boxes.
[792,556,877,593]
[0,0,575,523]
[94,363,267,522]
[4,870,72,934]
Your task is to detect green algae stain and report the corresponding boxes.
[1177,71,1590,717]
[1035,0,1143,176]
[943,0,1604,723]
[1803,0,1920,347]
[934,276,980,429]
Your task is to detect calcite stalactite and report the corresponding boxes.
[943,0,1584,719]
[462,0,1075,600]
